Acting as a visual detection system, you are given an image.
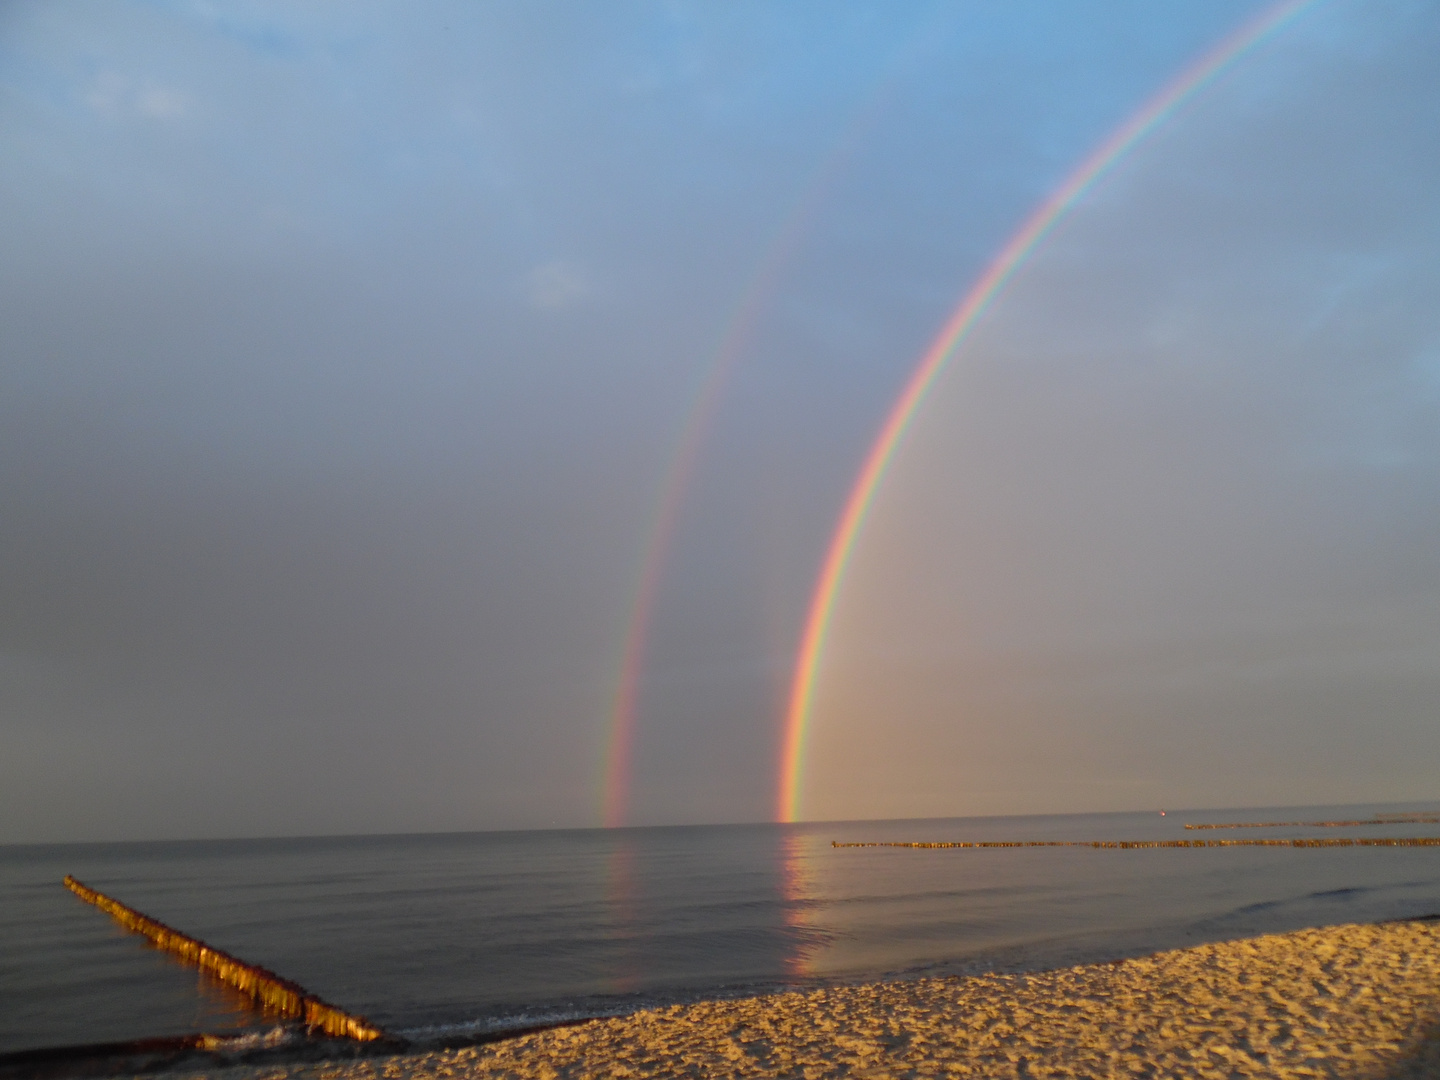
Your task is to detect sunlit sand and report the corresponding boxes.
[232,918,1440,1079]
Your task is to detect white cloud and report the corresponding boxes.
[525,260,589,311]
[136,86,188,119]
[84,72,189,120]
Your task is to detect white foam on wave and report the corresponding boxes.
[198,1025,300,1052]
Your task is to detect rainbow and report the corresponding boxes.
[776,0,1320,823]
[601,89,898,827]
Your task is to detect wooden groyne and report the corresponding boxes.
[1185,816,1440,830]
[833,838,1440,850]
[62,876,387,1042]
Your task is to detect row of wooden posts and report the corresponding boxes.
[833,837,1440,849]
[63,875,386,1042]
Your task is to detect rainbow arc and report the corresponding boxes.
[776,0,1320,823]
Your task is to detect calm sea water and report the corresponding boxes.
[5,804,1440,1055]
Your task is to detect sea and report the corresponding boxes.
[5,803,1440,1058]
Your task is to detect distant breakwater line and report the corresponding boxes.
[61,876,387,1042]
[833,838,1440,850]
[1185,817,1440,830]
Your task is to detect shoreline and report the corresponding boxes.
[209,917,1440,1079]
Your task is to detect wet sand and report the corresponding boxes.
[232,919,1440,1079]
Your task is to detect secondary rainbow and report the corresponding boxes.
[600,86,899,828]
[776,0,1320,823]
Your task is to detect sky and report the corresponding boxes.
[1,0,1434,842]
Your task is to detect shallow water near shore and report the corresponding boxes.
[4,803,1440,1057]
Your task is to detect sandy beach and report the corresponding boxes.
[215,918,1440,1080]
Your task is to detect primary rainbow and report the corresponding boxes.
[776,0,1320,823]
